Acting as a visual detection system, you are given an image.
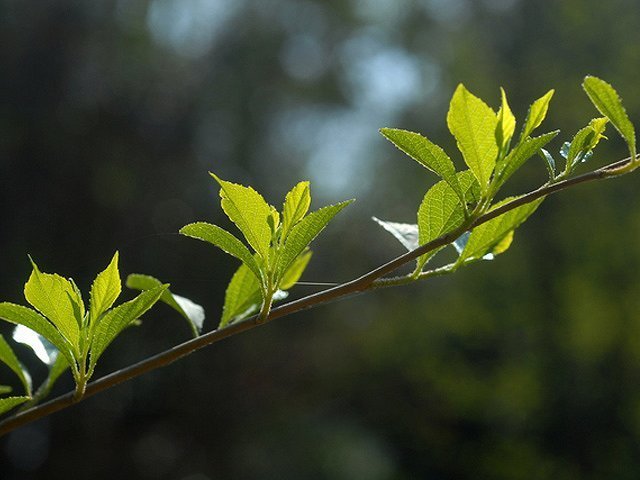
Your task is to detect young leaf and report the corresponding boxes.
[211,174,273,261]
[276,200,353,279]
[447,84,499,190]
[583,76,636,160]
[89,252,121,324]
[24,258,81,348]
[0,334,31,396]
[126,274,205,336]
[179,222,262,281]
[0,303,76,369]
[521,90,555,140]
[89,285,168,367]
[458,197,543,262]
[0,396,30,416]
[372,217,419,251]
[539,148,556,179]
[220,263,262,328]
[565,118,608,171]
[281,181,311,241]
[279,250,312,290]
[379,128,463,202]
[493,131,559,190]
[417,173,470,268]
[496,87,516,151]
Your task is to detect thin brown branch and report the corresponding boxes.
[0,155,634,437]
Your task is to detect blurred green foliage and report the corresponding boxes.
[2,0,640,478]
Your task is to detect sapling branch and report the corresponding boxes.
[0,152,635,437]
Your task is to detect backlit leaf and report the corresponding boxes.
[90,285,167,367]
[24,257,81,348]
[279,250,312,290]
[179,222,262,281]
[583,76,636,160]
[459,197,543,262]
[496,87,516,151]
[211,174,273,261]
[276,200,353,279]
[89,252,121,324]
[126,274,205,336]
[220,263,262,328]
[0,334,31,395]
[447,84,499,190]
[281,181,311,241]
[0,396,30,415]
[521,89,554,140]
[494,131,559,190]
[0,303,76,368]
[379,128,463,202]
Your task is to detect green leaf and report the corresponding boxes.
[417,172,477,268]
[0,334,31,396]
[281,181,311,241]
[0,386,11,395]
[447,84,499,190]
[521,89,554,140]
[583,76,636,160]
[279,250,312,290]
[0,396,30,415]
[0,303,76,369]
[372,217,419,252]
[220,263,262,328]
[211,173,273,261]
[458,197,543,262]
[276,200,353,279]
[24,257,82,348]
[89,285,168,367]
[379,128,463,202]
[89,252,121,324]
[496,87,516,151]
[126,274,205,337]
[179,222,262,281]
[565,118,608,170]
[494,131,559,190]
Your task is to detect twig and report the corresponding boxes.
[0,155,633,437]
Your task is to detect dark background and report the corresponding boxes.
[3,0,640,478]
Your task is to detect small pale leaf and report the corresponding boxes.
[126,274,205,336]
[0,303,75,368]
[372,217,419,251]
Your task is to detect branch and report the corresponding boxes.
[0,155,634,436]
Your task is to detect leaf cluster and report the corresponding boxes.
[377,76,635,279]
[180,174,353,327]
